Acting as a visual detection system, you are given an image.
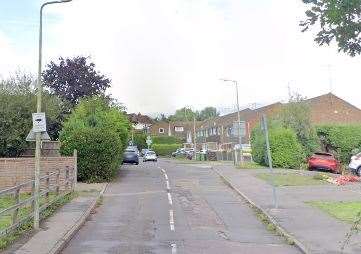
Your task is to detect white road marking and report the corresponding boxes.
[166,180,171,190]
[164,173,169,180]
[167,193,173,205]
[171,243,177,254]
[160,168,166,174]
[169,209,175,231]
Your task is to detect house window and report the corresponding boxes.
[174,126,184,132]
[159,128,165,134]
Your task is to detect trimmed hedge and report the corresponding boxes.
[152,136,183,144]
[133,133,147,150]
[61,128,122,182]
[251,124,304,169]
[60,97,130,182]
[152,144,181,156]
[316,125,361,163]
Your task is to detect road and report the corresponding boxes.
[61,159,300,254]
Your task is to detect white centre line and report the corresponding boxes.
[171,243,177,254]
[164,173,169,180]
[169,209,175,231]
[167,192,173,205]
[166,180,171,191]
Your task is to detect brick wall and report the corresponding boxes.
[0,156,76,191]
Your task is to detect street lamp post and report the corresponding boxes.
[220,79,243,165]
[34,0,72,230]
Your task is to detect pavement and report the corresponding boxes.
[213,164,361,254]
[61,159,300,254]
[6,183,107,254]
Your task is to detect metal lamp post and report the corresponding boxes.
[34,0,72,230]
[220,79,244,165]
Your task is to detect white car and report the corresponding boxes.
[348,153,361,176]
[143,151,157,162]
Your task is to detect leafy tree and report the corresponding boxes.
[199,107,219,120]
[279,92,320,156]
[0,73,63,157]
[169,107,198,121]
[301,0,361,56]
[43,56,111,107]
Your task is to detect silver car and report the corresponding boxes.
[143,151,157,162]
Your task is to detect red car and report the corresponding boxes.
[308,152,341,174]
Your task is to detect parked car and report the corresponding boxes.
[143,151,157,162]
[308,152,341,174]
[122,148,139,165]
[172,148,186,157]
[127,146,140,156]
[348,152,361,176]
[141,149,149,157]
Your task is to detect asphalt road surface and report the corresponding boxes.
[61,159,300,254]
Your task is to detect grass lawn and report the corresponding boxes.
[238,162,265,169]
[307,201,361,223]
[257,172,327,186]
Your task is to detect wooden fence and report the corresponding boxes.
[0,167,75,237]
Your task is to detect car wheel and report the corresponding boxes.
[135,162,139,165]
[357,167,361,176]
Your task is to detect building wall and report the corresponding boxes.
[0,156,76,191]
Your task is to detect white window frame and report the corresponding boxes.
[159,128,165,134]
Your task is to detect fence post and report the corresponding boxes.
[56,169,60,196]
[45,172,50,205]
[12,187,20,226]
[73,150,77,191]
[31,181,35,213]
[65,167,69,192]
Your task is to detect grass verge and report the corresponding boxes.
[257,172,326,186]
[0,192,76,251]
[238,162,265,169]
[307,201,361,223]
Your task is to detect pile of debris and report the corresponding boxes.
[322,174,360,186]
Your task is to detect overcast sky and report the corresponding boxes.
[1,0,361,115]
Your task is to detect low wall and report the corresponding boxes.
[0,153,76,191]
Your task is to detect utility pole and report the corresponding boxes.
[193,115,197,160]
[34,0,72,230]
[262,114,278,209]
[220,79,243,166]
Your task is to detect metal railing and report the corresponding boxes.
[0,167,74,237]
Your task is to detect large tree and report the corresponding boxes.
[43,56,111,107]
[0,73,63,157]
[199,107,219,120]
[301,0,361,56]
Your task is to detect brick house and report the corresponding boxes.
[150,121,202,145]
[196,93,361,151]
[127,113,154,133]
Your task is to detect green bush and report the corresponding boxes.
[60,97,130,182]
[251,124,304,169]
[152,136,183,144]
[316,125,361,163]
[61,128,122,182]
[152,144,181,156]
[132,133,147,150]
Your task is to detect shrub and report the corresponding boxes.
[316,125,361,163]
[251,123,304,169]
[152,136,183,144]
[61,128,122,182]
[132,133,147,150]
[60,97,130,182]
[152,144,181,156]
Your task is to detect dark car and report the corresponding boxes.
[308,152,341,174]
[122,149,139,165]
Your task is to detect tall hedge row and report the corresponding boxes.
[316,125,361,163]
[251,124,304,169]
[152,136,183,144]
[152,144,181,156]
[60,97,130,182]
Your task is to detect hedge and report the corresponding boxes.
[152,136,183,144]
[251,124,304,169]
[316,125,361,163]
[61,127,122,182]
[152,144,181,156]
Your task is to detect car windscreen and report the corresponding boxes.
[147,152,155,155]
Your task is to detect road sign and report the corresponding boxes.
[26,129,50,142]
[146,136,152,146]
[232,121,246,137]
[32,113,47,133]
